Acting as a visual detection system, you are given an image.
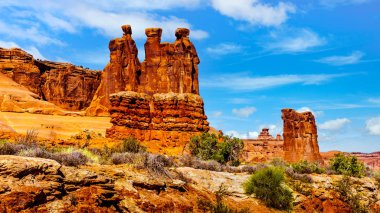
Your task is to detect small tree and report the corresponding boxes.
[189,133,244,165]
[244,167,293,210]
[329,153,365,177]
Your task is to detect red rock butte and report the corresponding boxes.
[84,25,209,151]
[282,108,322,163]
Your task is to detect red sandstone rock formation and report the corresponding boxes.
[0,48,101,111]
[106,91,209,151]
[86,26,201,116]
[242,128,284,162]
[86,25,140,116]
[282,108,322,162]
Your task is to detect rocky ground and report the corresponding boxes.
[0,155,379,212]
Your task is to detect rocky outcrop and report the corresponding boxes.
[0,72,69,115]
[87,26,201,116]
[242,128,284,162]
[0,48,101,111]
[282,108,322,163]
[106,91,209,152]
[0,155,278,212]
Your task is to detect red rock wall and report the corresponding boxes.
[86,26,200,116]
[282,108,322,162]
[0,48,101,111]
[106,91,209,151]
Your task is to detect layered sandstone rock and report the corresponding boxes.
[87,26,201,116]
[0,48,101,111]
[282,108,322,162]
[106,91,209,151]
[242,128,284,162]
[0,72,68,115]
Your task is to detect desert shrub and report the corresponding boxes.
[197,184,249,213]
[329,153,366,177]
[270,158,288,168]
[145,154,171,176]
[189,133,244,165]
[15,129,38,146]
[244,167,293,210]
[291,160,325,174]
[336,176,367,213]
[0,142,26,155]
[53,151,89,167]
[111,152,135,165]
[118,137,147,153]
[17,147,53,159]
[374,172,380,188]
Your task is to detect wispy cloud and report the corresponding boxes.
[320,0,369,8]
[225,130,259,139]
[202,73,350,91]
[0,0,208,42]
[316,51,364,66]
[232,107,256,118]
[365,116,380,136]
[210,0,296,27]
[264,28,326,53]
[320,118,351,130]
[297,107,324,117]
[206,43,243,56]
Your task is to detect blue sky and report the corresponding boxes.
[0,0,379,152]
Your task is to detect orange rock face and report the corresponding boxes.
[106,91,209,152]
[87,25,200,116]
[0,48,101,111]
[282,108,322,162]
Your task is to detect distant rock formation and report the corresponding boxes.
[0,48,101,111]
[86,25,200,116]
[242,128,284,162]
[282,108,322,162]
[97,26,208,151]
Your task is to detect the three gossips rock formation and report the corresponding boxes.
[86,25,209,150]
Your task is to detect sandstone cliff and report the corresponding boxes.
[0,48,101,111]
[106,91,209,153]
[282,108,322,163]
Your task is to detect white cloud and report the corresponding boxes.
[225,130,259,139]
[202,73,349,91]
[297,107,324,117]
[320,0,369,7]
[319,118,351,130]
[0,40,19,48]
[211,111,223,118]
[232,107,256,118]
[0,20,63,45]
[366,116,380,136]
[316,51,364,66]
[206,43,243,56]
[368,98,380,104]
[0,41,46,60]
[265,28,326,53]
[0,1,208,41]
[25,46,46,60]
[210,0,296,26]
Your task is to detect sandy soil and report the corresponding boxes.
[0,112,111,139]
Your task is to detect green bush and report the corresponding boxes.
[119,137,147,153]
[291,160,325,174]
[329,153,366,177]
[243,167,293,210]
[374,172,380,188]
[189,133,244,165]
